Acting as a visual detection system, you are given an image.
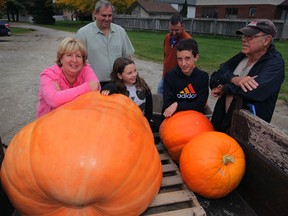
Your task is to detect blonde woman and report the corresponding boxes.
[36,37,100,118]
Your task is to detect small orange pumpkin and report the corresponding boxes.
[1,92,162,216]
[180,131,245,199]
[159,110,214,162]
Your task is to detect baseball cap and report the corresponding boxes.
[236,19,277,37]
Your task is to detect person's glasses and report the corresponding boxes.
[242,34,267,41]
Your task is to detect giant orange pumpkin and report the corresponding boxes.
[180,131,245,199]
[1,92,162,216]
[159,110,214,162]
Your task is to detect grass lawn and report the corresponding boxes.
[12,21,288,100]
[10,26,32,34]
[127,30,287,100]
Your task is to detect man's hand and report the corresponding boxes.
[211,85,223,98]
[163,102,178,117]
[231,76,258,92]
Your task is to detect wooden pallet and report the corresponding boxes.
[141,133,206,216]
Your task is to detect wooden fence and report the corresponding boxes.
[113,16,288,40]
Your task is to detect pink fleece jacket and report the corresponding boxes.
[36,63,99,118]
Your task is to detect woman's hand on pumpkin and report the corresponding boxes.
[163,102,178,118]
[101,90,110,96]
[89,81,100,91]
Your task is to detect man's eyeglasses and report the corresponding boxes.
[242,34,267,41]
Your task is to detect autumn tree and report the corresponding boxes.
[56,0,94,14]
[0,0,5,9]
[56,0,135,15]
[110,0,134,14]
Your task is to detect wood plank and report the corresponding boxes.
[143,140,206,216]
[156,144,164,152]
[162,164,178,173]
[231,109,288,173]
[146,207,206,216]
[159,153,171,161]
[161,175,183,187]
[149,190,193,207]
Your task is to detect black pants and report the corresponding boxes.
[0,174,15,216]
[211,95,237,134]
[1,141,15,216]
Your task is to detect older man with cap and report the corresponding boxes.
[209,19,285,133]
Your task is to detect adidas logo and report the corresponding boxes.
[177,83,197,99]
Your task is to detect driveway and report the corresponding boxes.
[0,23,287,145]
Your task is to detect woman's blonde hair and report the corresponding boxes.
[56,37,88,66]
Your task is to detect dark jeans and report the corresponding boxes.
[1,140,15,216]
[211,95,237,134]
[0,172,15,216]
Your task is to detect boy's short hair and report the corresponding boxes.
[176,38,199,57]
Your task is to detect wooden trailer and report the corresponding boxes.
[147,94,288,216]
[1,95,287,216]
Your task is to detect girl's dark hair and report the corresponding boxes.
[176,38,199,57]
[110,57,151,95]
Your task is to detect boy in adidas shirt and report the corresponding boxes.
[162,38,209,118]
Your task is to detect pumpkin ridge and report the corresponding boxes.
[29,123,62,201]
[29,115,114,205]
[7,123,63,213]
[77,94,144,125]
[98,155,161,214]
[101,149,148,202]
[100,138,159,203]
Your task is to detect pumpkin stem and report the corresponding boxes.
[223,155,235,165]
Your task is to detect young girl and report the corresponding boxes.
[101,57,153,122]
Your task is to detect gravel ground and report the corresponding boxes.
[0,23,287,145]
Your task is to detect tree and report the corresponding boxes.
[4,0,31,21]
[180,0,187,18]
[56,0,135,15]
[56,0,95,14]
[31,0,55,24]
[56,0,94,21]
[110,0,134,14]
[0,0,6,9]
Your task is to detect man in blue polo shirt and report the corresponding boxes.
[76,0,135,87]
